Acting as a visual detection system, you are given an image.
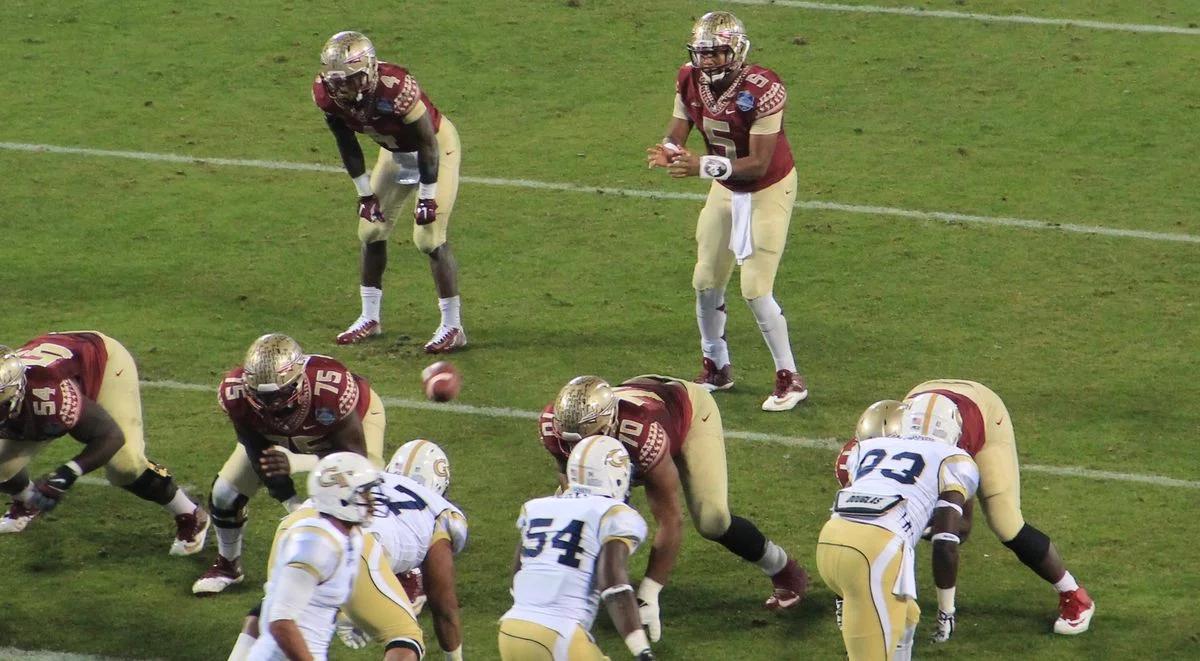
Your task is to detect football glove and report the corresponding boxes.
[637,597,661,643]
[28,464,80,512]
[335,616,369,650]
[414,198,438,225]
[358,194,385,223]
[931,609,956,643]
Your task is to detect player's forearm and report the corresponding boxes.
[932,541,959,589]
[663,118,691,149]
[430,603,462,652]
[268,620,314,661]
[644,520,682,584]
[728,154,770,181]
[69,433,122,474]
[326,117,367,178]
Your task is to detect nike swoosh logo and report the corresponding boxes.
[444,150,455,156]
[995,418,1004,425]
[701,414,711,422]
[115,369,124,377]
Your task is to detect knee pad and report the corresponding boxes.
[120,462,177,505]
[209,476,250,529]
[385,638,424,657]
[1002,523,1051,569]
[745,294,783,331]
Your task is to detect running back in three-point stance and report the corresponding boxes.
[647,11,807,412]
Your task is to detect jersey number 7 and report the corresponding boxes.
[522,518,585,568]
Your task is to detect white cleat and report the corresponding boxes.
[0,501,40,534]
[1053,587,1095,635]
[192,555,245,595]
[761,369,809,412]
[423,326,467,354]
[170,507,211,556]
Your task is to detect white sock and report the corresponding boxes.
[746,294,797,372]
[756,541,788,576]
[696,288,730,367]
[360,286,382,321]
[227,632,257,661]
[438,295,461,328]
[1054,571,1079,593]
[216,526,243,561]
[163,489,196,517]
[894,623,916,661]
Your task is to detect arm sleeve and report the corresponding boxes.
[938,455,980,499]
[672,93,688,121]
[598,503,648,552]
[749,111,784,135]
[432,509,469,555]
[265,564,320,622]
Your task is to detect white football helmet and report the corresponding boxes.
[386,439,451,496]
[900,393,962,446]
[566,435,633,501]
[307,452,381,523]
[0,346,27,419]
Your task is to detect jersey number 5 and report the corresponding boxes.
[522,518,585,568]
[702,120,739,160]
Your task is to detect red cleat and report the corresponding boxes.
[170,507,210,556]
[0,500,41,534]
[694,357,734,392]
[191,555,245,595]
[765,559,809,610]
[423,327,467,354]
[762,370,808,412]
[336,318,381,345]
[1054,587,1095,635]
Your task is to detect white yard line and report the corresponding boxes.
[2,142,1197,245]
[86,379,1195,491]
[0,649,152,661]
[724,0,1200,35]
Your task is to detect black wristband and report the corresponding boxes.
[48,464,80,491]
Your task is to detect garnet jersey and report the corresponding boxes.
[313,61,443,153]
[674,63,795,193]
[219,354,371,454]
[541,377,694,478]
[0,332,109,442]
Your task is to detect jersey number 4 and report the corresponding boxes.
[855,449,927,485]
[522,518,585,568]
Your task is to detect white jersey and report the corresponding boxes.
[503,492,647,640]
[834,436,980,548]
[249,512,363,661]
[365,472,469,573]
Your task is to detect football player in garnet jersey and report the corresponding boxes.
[540,375,809,643]
[192,333,386,596]
[0,333,208,555]
[647,11,807,412]
[314,31,467,353]
[849,381,1095,636]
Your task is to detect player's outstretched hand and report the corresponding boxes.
[259,447,291,479]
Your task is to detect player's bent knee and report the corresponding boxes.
[119,462,177,505]
[694,507,733,540]
[1002,523,1051,568]
[359,223,391,244]
[384,638,424,661]
[413,230,444,255]
[209,476,250,529]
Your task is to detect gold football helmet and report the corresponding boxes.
[0,346,27,418]
[687,11,750,83]
[855,399,905,440]
[552,376,618,442]
[242,333,307,413]
[319,31,380,112]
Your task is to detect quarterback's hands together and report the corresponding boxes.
[335,615,369,649]
[414,198,438,225]
[28,464,80,512]
[358,194,386,223]
[646,143,680,169]
[666,149,700,178]
[931,609,956,643]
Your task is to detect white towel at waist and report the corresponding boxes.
[892,539,918,600]
[390,150,420,185]
[729,191,753,264]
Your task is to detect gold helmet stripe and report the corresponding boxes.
[401,439,430,477]
[576,435,601,478]
[920,393,941,436]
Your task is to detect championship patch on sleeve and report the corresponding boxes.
[736,90,756,112]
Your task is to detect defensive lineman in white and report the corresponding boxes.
[818,394,980,660]
[500,435,656,660]
[246,453,378,661]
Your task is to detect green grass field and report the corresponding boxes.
[2,1,1198,659]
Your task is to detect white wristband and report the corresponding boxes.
[623,629,651,656]
[661,140,680,153]
[601,584,634,601]
[64,461,83,476]
[931,532,961,544]
[419,182,437,199]
[352,173,372,197]
[698,155,733,180]
[937,586,956,613]
[934,499,963,515]
[443,646,463,661]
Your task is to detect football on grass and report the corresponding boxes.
[421,361,461,402]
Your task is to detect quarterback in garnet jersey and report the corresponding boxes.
[846,382,1095,636]
[647,11,807,413]
[0,332,208,555]
[192,333,385,596]
[313,31,466,354]
[540,375,808,641]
